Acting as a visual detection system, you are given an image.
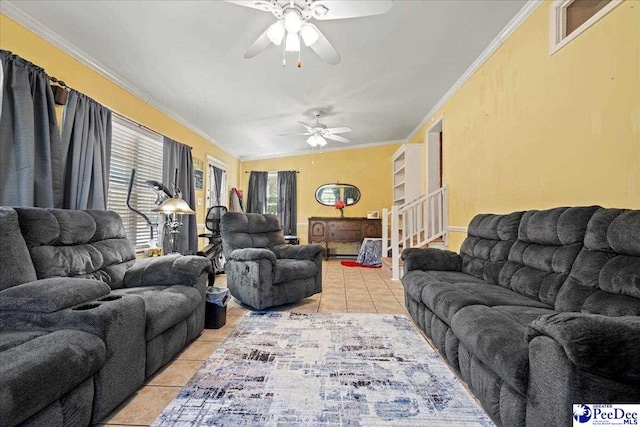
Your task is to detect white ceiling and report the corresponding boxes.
[4,0,527,159]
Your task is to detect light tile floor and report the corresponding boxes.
[98,259,407,426]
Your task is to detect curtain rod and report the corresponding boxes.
[244,170,300,173]
[48,74,187,150]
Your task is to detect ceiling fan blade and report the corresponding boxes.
[324,134,350,143]
[225,1,276,13]
[324,126,352,134]
[306,24,340,65]
[311,1,393,20]
[278,132,312,136]
[244,25,272,59]
[297,121,315,132]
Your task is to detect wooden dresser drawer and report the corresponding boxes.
[329,230,361,241]
[329,222,361,232]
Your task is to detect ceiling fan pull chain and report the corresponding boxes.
[297,36,302,68]
[282,39,286,67]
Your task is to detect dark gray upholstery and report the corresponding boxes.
[0,206,211,426]
[402,206,640,427]
[221,212,322,310]
[0,207,37,291]
[0,330,105,427]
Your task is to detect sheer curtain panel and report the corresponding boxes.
[163,137,197,255]
[0,50,63,207]
[61,90,112,209]
[277,171,297,236]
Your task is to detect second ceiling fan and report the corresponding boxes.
[281,111,352,147]
[226,0,394,66]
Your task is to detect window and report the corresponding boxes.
[107,115,164,250]
[549,0,622,55]
[266,172,278,215]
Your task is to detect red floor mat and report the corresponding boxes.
[340,260,382,269]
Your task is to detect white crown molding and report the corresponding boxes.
[0,1,239,159]
[406,0,543,142]
[239,139,407,162]
[448,226,468,233]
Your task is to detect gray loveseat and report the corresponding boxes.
[402,206,640,427]
[0,207,211,426]
[221,212,323,310]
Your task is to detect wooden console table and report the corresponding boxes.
[308,217,382,258]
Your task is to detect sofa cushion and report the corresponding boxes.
[402,270,484,303]
[460,212,523,284]
[14,208,136,289]
[0,330,106,426]
[498,206,599,306]
[273,259,318,285]
[0,277,110,313]
[555,208,640,316]
[451,305,556,395]
[421,281,551,324]
[0,207,37,291]
[0,330,48,352]
[221,212,286,258]
[111,285,202,340]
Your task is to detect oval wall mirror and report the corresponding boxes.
[315,183,361,206]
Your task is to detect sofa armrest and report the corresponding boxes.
[273,244,323,260]
[0,278,111,313]
[402,248,462,273]
[526,312,640,383]
[123,254,212,288]
[228,248,277,266]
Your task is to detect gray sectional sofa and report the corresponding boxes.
[0,207,211,426]
[402,206,640,427]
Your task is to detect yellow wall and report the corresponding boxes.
[241,143,402,245]
[0,14,240,249]
[409,1,640,251]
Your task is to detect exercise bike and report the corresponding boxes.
[125,169,173,253]
[197,206,227,274]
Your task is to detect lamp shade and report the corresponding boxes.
[154,197,196,215]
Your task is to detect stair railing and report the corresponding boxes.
[382,185,448,280]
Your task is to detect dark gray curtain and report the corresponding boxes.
[277,171,297,236]
[247,171,268,213]
[61,90,112,209]
[163,137,197,255]
[344,187,359,205]
[211,164,224,206]
[0,50,63,207]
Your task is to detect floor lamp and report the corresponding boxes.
[155,196,196,254]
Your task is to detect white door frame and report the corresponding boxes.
[425,115,444,192]
[206,156,228,208]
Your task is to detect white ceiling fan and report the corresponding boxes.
[226,0,394,66]
[280,111,352,147]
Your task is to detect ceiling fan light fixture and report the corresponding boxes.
[283,9,302,33]
[266,21,285,45]
[300,23,319,46]
[307,134,326,147]
[285,32,300,52]
[313,4,329,17]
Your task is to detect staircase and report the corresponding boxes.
[382,185,448,280]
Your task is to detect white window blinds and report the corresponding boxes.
[107,115,164,250]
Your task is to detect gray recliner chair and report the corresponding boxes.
[220,212,323,310]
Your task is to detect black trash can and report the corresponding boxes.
[205,287,229,329]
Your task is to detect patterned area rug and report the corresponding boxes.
[153,313,494,426]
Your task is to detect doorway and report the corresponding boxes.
[206,156,227,208]
[425,116,444,240]
[426,116,443,193]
